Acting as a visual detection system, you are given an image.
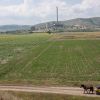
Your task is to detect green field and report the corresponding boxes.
[0,33,100,86]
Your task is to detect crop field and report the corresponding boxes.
[0,32,100,86]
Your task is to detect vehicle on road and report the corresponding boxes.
[96,85,100,95]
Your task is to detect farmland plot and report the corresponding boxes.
[0,33,100,86]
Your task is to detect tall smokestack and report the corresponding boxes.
[56,7,58,22]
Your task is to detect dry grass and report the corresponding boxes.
[0,92,23,100]
[51,32,100,41]
[0,58,9,65]
[0,91,100,100]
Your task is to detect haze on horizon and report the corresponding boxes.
[0,0,100,25]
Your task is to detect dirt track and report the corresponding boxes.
[0,86,100,97]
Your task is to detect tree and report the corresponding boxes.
[47,30,51,34]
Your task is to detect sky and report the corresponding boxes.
[0,0,100,25]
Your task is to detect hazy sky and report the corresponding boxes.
[0,0,100,25]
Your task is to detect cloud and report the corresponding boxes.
[73,0,100,12]
[0,0,22,6]
[0,0,67,24]
[0,0,100,25]
[60,0,100,20]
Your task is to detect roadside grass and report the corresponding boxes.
[0,91,100,100]
[0,32,100,86]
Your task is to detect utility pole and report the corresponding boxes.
[56,7,58,23]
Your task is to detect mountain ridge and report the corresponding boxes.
[0,25,31,32]
[31,17,100,32]
[0,17,100,32]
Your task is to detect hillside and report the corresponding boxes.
[0,25,31,32]
[0,17,100,33]
[31,17,100,32]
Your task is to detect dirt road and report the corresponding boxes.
[0,86,99,97]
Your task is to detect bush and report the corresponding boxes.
[47,30,51,34]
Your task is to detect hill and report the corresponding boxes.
[31,17,100,32]
[0,25,31,32]
[0,17,100,33]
